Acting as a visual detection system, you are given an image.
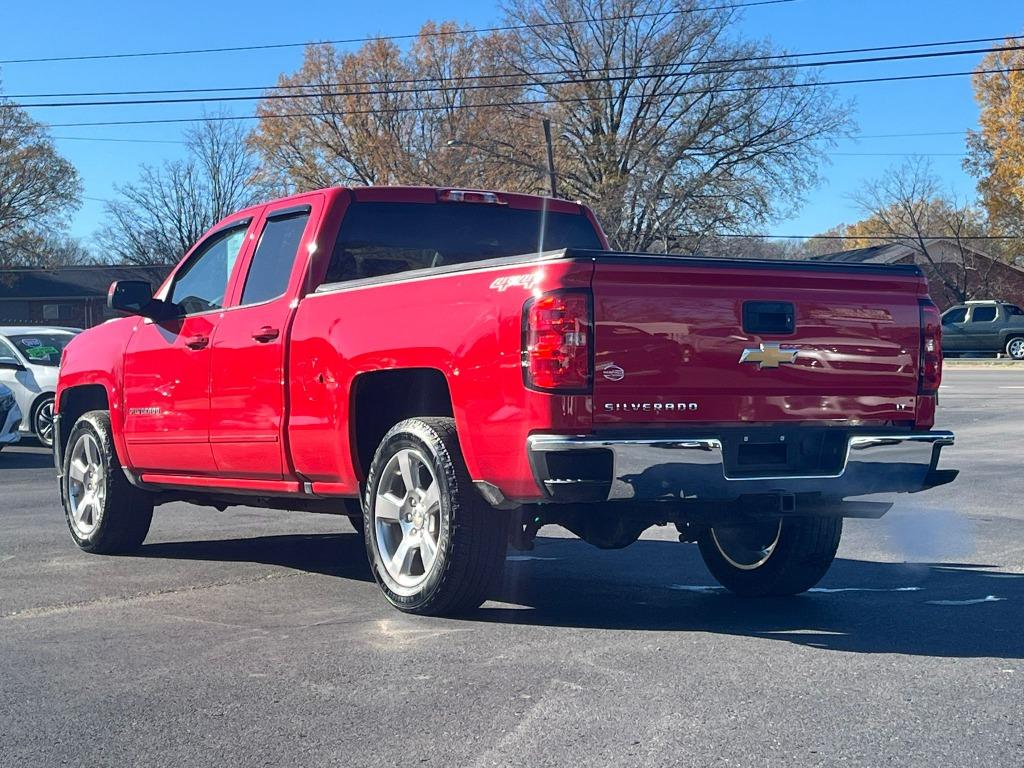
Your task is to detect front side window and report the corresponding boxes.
[168,226,248,316]
[240,211,310,305]
[942,308,967,325]
[970,306,997,323]
[1006,305,1024,316]
[0,337,21,365]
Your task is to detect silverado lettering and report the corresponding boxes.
[54,185,957,616]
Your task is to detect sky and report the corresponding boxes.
[2,0,1022,246]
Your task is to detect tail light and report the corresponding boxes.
[522,290,592,392]
[919,300,942,394]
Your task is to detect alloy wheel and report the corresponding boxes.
[66,433,106,537]
[35,399,55,447]
[373,447,442,590]
[710,519,783,571]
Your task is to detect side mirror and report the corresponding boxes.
[0,359,26,372]
[107,280,174,320]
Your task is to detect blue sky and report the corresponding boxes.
[2,0,1021,245]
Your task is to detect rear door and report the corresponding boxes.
[208,196,321,478]
[964,304,1001,350]
[590,257,924,427]
[122,219,254,474]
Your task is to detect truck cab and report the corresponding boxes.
[941,300,1024,359]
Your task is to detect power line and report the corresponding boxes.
[42,64,1024,129]
[710,233,1022,240]
[51,135,184,145]
[12,42,1022,111]
[0,0,794,66]
[6,33,1019,100]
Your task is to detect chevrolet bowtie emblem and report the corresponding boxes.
[739,342,799,369]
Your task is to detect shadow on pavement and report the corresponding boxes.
[128,531,1023,659]
[483,537,1024,659]
[1,447,55,471]
[134,532,373,582]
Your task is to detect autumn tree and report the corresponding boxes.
[0,88,83,268]
[964,36,1024,260]
[850,157,994,303]
[98,117,273,265]
[249,22,544,193]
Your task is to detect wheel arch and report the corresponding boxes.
[57,384,111,457]
[349,367,454,480]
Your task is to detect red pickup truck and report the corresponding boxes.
[55,186,956,615]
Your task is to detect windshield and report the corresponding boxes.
[324,201,603,284]
[7,333,75,367]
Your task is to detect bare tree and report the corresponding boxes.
[0,90,82,268]
[851,157,995,304]
[98,117,274,264]
[501,0,852,251]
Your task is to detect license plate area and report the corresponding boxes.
[723,428,848,478]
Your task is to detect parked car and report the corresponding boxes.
[0,326,80,447]
[54,186,956,615]
[940,300,1024,359]
[0,382,22,451]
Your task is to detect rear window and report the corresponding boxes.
[323,201,602,284]
[7,333,75,366]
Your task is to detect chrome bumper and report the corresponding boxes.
[527,431,956,503]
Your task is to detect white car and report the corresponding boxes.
[0,326,80,448]
[0,383,22,450]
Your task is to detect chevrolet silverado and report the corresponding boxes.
[55,186,957,615]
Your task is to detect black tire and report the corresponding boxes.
[697,516,842,597]
[1006,336,1024,361]
[32,395,56,448]
[342,498,365,538]
[62,410,154,554]
[364,417,508,616]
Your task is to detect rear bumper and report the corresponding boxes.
[527,430,956,503]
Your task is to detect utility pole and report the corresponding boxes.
[542,118,558,198]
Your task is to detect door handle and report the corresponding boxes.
[252,326,280,343]
[185,334,209,350]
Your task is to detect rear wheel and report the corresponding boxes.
[697,516,841,596]
[364,417,508,615]
[1006,337,1024,361]
[62,410,154,554]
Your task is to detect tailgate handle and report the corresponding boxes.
[743,302,795,335]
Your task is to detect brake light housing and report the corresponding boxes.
[437,189,506,205]
[919,300,942,394]
[522,290,593,393]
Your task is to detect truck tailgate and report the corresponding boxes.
[591,256,927,427]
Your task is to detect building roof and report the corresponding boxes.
[810,245,896,263]
[0,264,171,300]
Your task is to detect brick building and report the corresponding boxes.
[0,264,171,329]
[812,239,1024,310]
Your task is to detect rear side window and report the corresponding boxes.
[323,201,602,284]
[971,306,997,323]
[241,211,310,305]
[942,308,967,325]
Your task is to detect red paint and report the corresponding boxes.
[56,185,943,503]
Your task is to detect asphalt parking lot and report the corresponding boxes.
[2,368,1022,767]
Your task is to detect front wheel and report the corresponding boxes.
[1006,337,1024,361]
[62,410,154,554]
[697,516,842,596]
[364,417,508,615]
